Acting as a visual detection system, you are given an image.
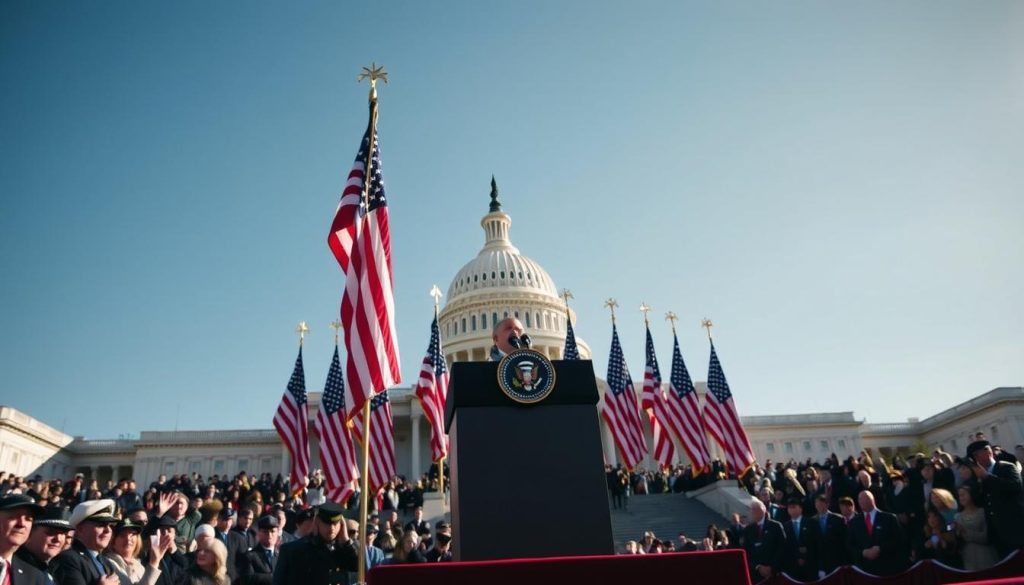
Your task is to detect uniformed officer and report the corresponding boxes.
[272,503,357,585]
[239,515,279,585]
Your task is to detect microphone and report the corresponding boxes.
[519,334,533,349]
[507,334,522,349]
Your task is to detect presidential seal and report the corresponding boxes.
[497,348,557,404]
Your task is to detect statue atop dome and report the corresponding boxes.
[489,175,502,212]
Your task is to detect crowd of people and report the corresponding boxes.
[618,436,1024,582]
[0,466,453,585]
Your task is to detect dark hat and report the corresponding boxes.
[256,515,279,530]
[296,508,315,522]
[0,494,43,516]
[435,520,450,530]
[967,440,991,459]
[435,532,452,545]
[366,523,379,534]
[316,502,345,523]
[34,506,72,530]
[785,496,803,507]
[69,499,118,528]
[114,519,145,534]
[154,514,178,530]
[218,508,236,520]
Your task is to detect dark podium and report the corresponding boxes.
[443,359,614,561]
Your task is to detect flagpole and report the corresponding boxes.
[603,298,628,472]
[294,322,309,497]
[428,285,447,505]
[355,62,388,585]
[561,288,574,322]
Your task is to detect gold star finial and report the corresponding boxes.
[561,289,574,306]
[358,63,388,100]
[296,321,310,346]
[429,284,442,313]
[639,302,651,325]
[701,318,714,340]
[329,320,342,345]
[665,311,679,332]
[604,298,619,324]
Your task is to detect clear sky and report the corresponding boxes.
[2,1,1021,441]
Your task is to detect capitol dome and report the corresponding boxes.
[438,178,591,362]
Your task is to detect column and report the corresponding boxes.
[411,414,422,480]
[281,443,290,477]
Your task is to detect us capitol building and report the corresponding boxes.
[3,185,1023,485]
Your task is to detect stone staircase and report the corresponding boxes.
[610,492,730,551]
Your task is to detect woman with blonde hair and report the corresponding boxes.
[105,519,172,585]
[385,530,426,564]
[930,488,958,526]
[187,538,229,585]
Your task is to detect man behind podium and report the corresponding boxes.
[743,499,785,583]
[846,490,906,576]
[488,318,525,361]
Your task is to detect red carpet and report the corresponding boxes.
[368,548,751,585]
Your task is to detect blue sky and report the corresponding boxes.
[2,1,1021,440]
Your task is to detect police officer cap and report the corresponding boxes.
[436,532,452,545]
[0,494,43,517]
[154,514,178,529]
[785,496,803,507]
[316,502,345,523]
[966,440,991,459]
[296,508,315,522]
[34,506,72,530]
[218,508,236,520]
[257,515,279,530]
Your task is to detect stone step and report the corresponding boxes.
[609,493,729,552]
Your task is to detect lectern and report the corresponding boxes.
[443,358,614,561]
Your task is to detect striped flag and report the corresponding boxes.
[703,340,755,474]
[314,345,360,505]
[562,315,581,360]
[327,100,401,422]
[665,331,711,475]
[415,314,449,462]
[640,325,677,470]
[599,324,648,470]
[352,390,396,495]
[273,348,310,495]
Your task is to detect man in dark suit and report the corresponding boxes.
[233,509,256,550]
[15,506,73,584]
[53,499,130,585]
[140,516,184,585]
[239,516,279,585]
[0,495,46,585]
[213,508,247,584]
[402,507,429,537]
[782,496,817,582]
[809,494,846,577]
[743,499,786,583]
[273,503,358,585]
[966,440,1024,556]
[846,490,906,576]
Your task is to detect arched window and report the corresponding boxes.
[492,313,498,328]
[471,315,477,331]
[481,313,487,330]
[461,318,466,333]
[525,313,531,327]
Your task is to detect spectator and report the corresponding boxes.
[53,499,123,585]
[744,499,785,583]
[14,505,71,581]
[846,490,906,576]
[187,539,227,585]
[954,483,999,570]
[965,439,1024,556]
[0,494,47,585]
[915,508,958,566]
[104,518,170,585]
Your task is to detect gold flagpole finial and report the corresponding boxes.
[358,62,388,101]
[665,311,679,333]
[429,284,442,316]
[296,321,309,346]
[561,289,574,320]
[604,298,619,324]
[639,302,651,326]
[701,318,714,340]
[329,320,342,346]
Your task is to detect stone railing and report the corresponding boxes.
[742,412,858,427]
[0,406,74,447]
[861,422,919,436]
[137,429,280,444]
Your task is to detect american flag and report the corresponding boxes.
[665,331,711,475]
[562,314,581,360]
[273,347,310,495]
[703,341,755,474]
[640,326,677,471]
[327,101,401,422]
[314,345,360,505]
[352,390,396,495]
[599,324,648,470]
[415,314,449,462]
